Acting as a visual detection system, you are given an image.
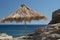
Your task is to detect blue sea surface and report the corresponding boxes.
[0,25,46,37]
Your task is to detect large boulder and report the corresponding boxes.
[32,23,60,40]
[49,9,60,24]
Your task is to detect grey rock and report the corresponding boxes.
[49,9,60,24]
[15,36,33,40]
[32,23,60,40]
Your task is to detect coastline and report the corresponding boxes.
[0,33,33,40]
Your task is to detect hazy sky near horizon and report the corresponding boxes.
[0,0,60,25]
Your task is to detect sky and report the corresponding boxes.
[0,0,60,25]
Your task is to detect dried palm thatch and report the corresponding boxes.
[0,4,47,23]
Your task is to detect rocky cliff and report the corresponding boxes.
[49,9,60,24]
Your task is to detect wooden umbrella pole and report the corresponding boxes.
[24,21,27,39]
[24,21,26,34]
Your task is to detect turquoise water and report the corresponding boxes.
[0,25,46,37]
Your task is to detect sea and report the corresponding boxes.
[0,25,46,38]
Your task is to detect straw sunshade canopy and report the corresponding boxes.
[0,4,47,23]
[0,4,47,37]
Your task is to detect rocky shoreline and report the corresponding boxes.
[32,23,60,40]
[1,23,60,40]
[0,33,33,40]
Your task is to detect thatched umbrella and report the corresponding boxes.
[0,4,47,36]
